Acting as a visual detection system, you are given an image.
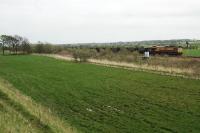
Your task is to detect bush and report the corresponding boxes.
[33,43,64,54]
[72,49,91,62]
[34,44,45,53]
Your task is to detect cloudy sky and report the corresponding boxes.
[0,0,200,43]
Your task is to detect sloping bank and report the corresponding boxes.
[0,78,77,133]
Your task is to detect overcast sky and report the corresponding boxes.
[0,0,200,43]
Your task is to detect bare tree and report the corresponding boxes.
[9,36,18,54]
[0,35,11,55]
[186,41,190,49]
[21,38,31,54]
[0,35,31,55]
[14,35,23,54]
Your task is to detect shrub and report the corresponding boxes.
[72,49,91,62]
[34,44,45,53]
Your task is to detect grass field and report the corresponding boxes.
[0,55,200,133]
[183,49,200,57]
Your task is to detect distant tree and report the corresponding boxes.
[0,35,11,55]
[21,38,31,54]
[186,41,190,48]
[34,42,45,53]
[14,35,23,54]
[0,35,31,55]
[43,44,53,53]
[9,36,19,54]
[0,39,3,54]
[0,35,18,54]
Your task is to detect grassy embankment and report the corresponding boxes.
[0,55,200,133]
[0,78,76,133]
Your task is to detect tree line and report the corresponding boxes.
[0,35,31,55]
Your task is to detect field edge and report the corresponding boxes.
[0,78,78,133]
[36,54,200,80]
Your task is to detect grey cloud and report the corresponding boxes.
[0,0,200,43]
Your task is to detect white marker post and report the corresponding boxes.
[144,51,150,58]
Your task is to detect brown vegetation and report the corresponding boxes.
[57,48,200,77]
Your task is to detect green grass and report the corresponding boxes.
[183,49,200,57]
[0,55,200,133]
